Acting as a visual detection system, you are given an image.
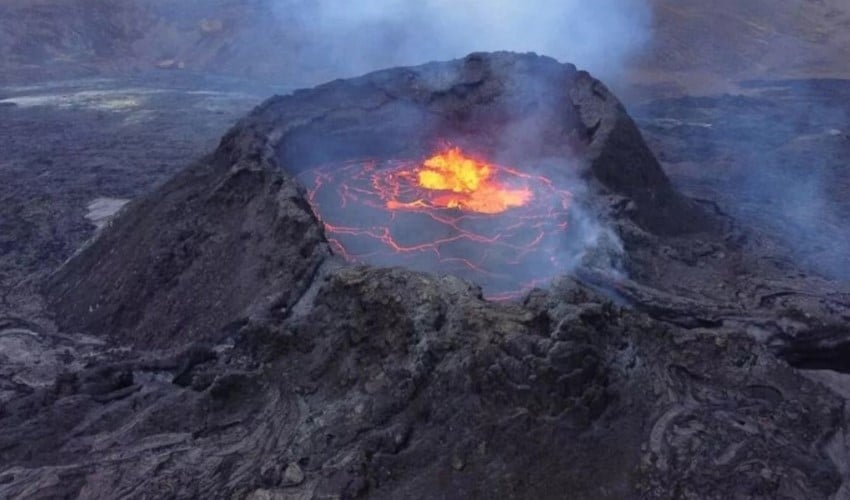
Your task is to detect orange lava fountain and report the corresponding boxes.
[386,147,533,214]
[299,146,574,300]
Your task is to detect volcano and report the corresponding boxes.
[1,53,847,499]
[46,52,711,345]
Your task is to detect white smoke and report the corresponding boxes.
[272,0,651,82]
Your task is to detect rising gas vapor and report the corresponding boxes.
[271,0,651,82]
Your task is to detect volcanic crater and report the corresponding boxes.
[278,52,709,299]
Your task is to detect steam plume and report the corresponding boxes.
[271,0,651,82]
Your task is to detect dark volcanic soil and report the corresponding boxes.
[1,53,850,499]
[0,74,278,317]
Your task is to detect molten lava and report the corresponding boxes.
[299,146,575,300]
[386,147,533,214]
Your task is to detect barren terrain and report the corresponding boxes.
[2,2,850,499]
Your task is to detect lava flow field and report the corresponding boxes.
[299,146,576,299]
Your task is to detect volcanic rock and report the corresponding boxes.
[283,463,305,486]
[46,154,329,348]
[5,268,845,498]
[0,53,846,498]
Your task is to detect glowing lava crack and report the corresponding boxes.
[300,147,575,300]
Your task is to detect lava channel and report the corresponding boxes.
[299,146,575,300]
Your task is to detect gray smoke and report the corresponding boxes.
[271,0,651,83]
[637,80,850,281]
[728,83,850,280]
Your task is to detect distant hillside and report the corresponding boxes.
[0,0,148,80]
[634,0,850,89]
[2,0,850,87]
[0,0,301,83]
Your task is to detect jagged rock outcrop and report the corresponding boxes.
[3,269,845,499]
